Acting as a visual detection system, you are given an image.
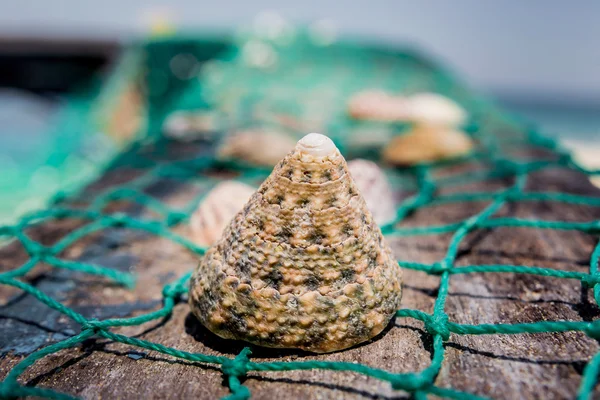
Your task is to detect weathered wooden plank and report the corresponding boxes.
[1,140,599,400]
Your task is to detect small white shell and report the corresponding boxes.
[163,111,218,142]
[348,159,397,225]
[217,130,297,166]
[297,132,338,158]
[189,181,256,247]
[408,93,467,127]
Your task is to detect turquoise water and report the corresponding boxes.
[0,89,114,224]
[0,90,63,220]
[499,100,600,142]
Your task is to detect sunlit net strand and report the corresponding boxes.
[0,117,600,400]
[2,35,600,398]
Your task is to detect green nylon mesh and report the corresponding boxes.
[1,33,600,400]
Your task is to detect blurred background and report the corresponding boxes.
[0,0,598,224]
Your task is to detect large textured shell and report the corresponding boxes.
[163,110,218,142]
[347,159,397,225]
[383,125,474,165]
[190,133,403,353]
[189,181,255,247]
[217,130,297,167]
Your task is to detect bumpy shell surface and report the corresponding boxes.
[217,130,297,167]
[347,90,411,122]
[163,111,218,142]
[408,92,467,127]
[383,125,474,166]
[190,133,403,353]
[189,181,255,247]
[347,159,397,225]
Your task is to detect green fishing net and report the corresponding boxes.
[1,31,600,400]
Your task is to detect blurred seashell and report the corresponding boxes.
[407,92,467,127]
[383,125,474,166]
[348,90,468,128]
[163,111,218,142]
[105,84,144,144]
[189,181,256,247]
[561,139,600,189]
[347,90,411,121]
[190,133,403,353]
[348,159,397,225]
[217,130,297,167]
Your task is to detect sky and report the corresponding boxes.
[0,0,599,104]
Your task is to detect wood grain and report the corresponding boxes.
[1,140,599,399]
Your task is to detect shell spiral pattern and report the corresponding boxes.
[190,133,403,353]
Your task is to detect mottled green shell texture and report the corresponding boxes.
[189,133,403,353]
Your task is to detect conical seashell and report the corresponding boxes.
[190,133,403,353]
[217,130,297,167]
[408,92,467,127]
[347,90,411,121]
[383,125,474,165]
[189,181,255,247]
[163,111,218,142]
[347,159,397,225]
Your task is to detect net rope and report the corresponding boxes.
[1,37,600,400]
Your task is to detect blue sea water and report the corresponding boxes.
[498,100,600,142]
[0,89,109,225]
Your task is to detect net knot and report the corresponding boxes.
[504,185,522,199]
[424,314,450,340]
[25,242,52,258]
[581,274,600,287]
[222,348,252,377]
[166,212,186,227]
[110,213,129,227]
[495,158,521,175]
[585,320,600,340]
[429,261,451,275]
[162,283,185,299]
[390,373,427,391]
[82,319,104,332]
[53,209,71,219]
